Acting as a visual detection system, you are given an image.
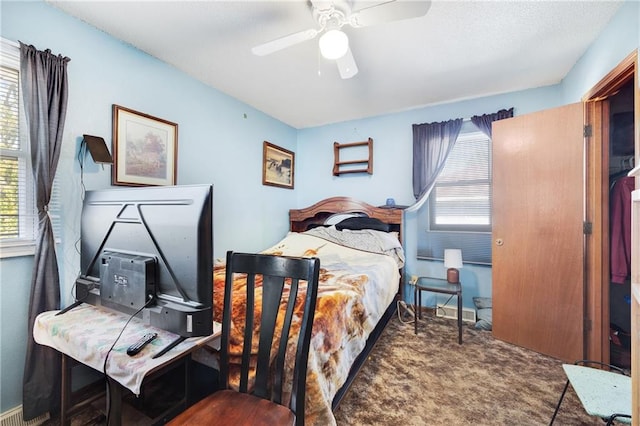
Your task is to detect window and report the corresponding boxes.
[429,124,492,232]
[417,120,492,265]
[0,39,37,257]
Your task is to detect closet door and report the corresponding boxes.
[492,103,584,362]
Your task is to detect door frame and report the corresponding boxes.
[583,49,637,364]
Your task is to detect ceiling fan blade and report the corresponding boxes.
[251,28,319,56]
[336,48,358,79]
[349,0,431,28]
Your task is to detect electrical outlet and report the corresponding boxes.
[409,275,418,285]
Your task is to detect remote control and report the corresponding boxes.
[127,333,157,356]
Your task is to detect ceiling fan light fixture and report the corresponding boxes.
[319,29,349,60]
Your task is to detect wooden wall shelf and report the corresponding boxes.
[333,138,373,176]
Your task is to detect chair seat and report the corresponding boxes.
[563,364,631,423]
[168,389,296,426]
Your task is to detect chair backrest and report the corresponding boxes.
[219,251,320,422]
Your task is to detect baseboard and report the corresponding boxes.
[0,406,49,426]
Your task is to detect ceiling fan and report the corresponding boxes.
[251,0,431,79]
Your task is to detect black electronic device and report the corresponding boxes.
[76,184,214,338]
[82,134,113,164]
[55,300,83,316]
[100,252,156,311]
[152,336,186,359]
[127,332,158,356]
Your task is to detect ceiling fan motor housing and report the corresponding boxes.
[312,0,351,30]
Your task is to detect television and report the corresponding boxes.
[76,184,213,338]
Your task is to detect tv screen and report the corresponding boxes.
[77,184,213,337]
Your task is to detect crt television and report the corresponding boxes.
[76,184,213,337]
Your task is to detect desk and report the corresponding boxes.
[413,277,463,344]
[33,304,221,425]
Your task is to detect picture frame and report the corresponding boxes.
[262,141,295,189]
[112,105,178,186]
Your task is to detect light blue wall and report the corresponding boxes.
[0,257,33,411]
[297,86,564,309]
[562,1,639,103]
[297,0,638,310]
[0,0,296,412]
[2,1,299,291]
[1,0,638,415]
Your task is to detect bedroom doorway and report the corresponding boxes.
[491,50,638,373]
[583,50,637,371]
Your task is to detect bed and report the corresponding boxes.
[206,197,405,425]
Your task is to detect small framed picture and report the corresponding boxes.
[112,105,178,186]
[262,141,294,189]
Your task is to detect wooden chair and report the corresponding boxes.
[549,360,631,425]
[169,251,320,426]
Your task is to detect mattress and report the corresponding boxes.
[211,228,402,425]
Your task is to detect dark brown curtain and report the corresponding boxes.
[20,42,70,421]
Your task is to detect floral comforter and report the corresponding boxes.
[212,229,402,425]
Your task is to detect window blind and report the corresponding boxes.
[418,121,492,265]
[0,41,36,242]
[430,131,491,231]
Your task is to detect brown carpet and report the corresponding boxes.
[333,313,600,425]
[51,313,604,426]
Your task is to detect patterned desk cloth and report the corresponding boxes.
[34,304,219,395]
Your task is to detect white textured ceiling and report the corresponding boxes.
[47,0,622,129]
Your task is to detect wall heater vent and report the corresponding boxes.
[0,406,49,426]
[435,304,477,323]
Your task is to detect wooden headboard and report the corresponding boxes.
[289,196,404,244]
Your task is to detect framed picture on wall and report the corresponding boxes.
[262,141,294,189]
[112,105,178,186]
